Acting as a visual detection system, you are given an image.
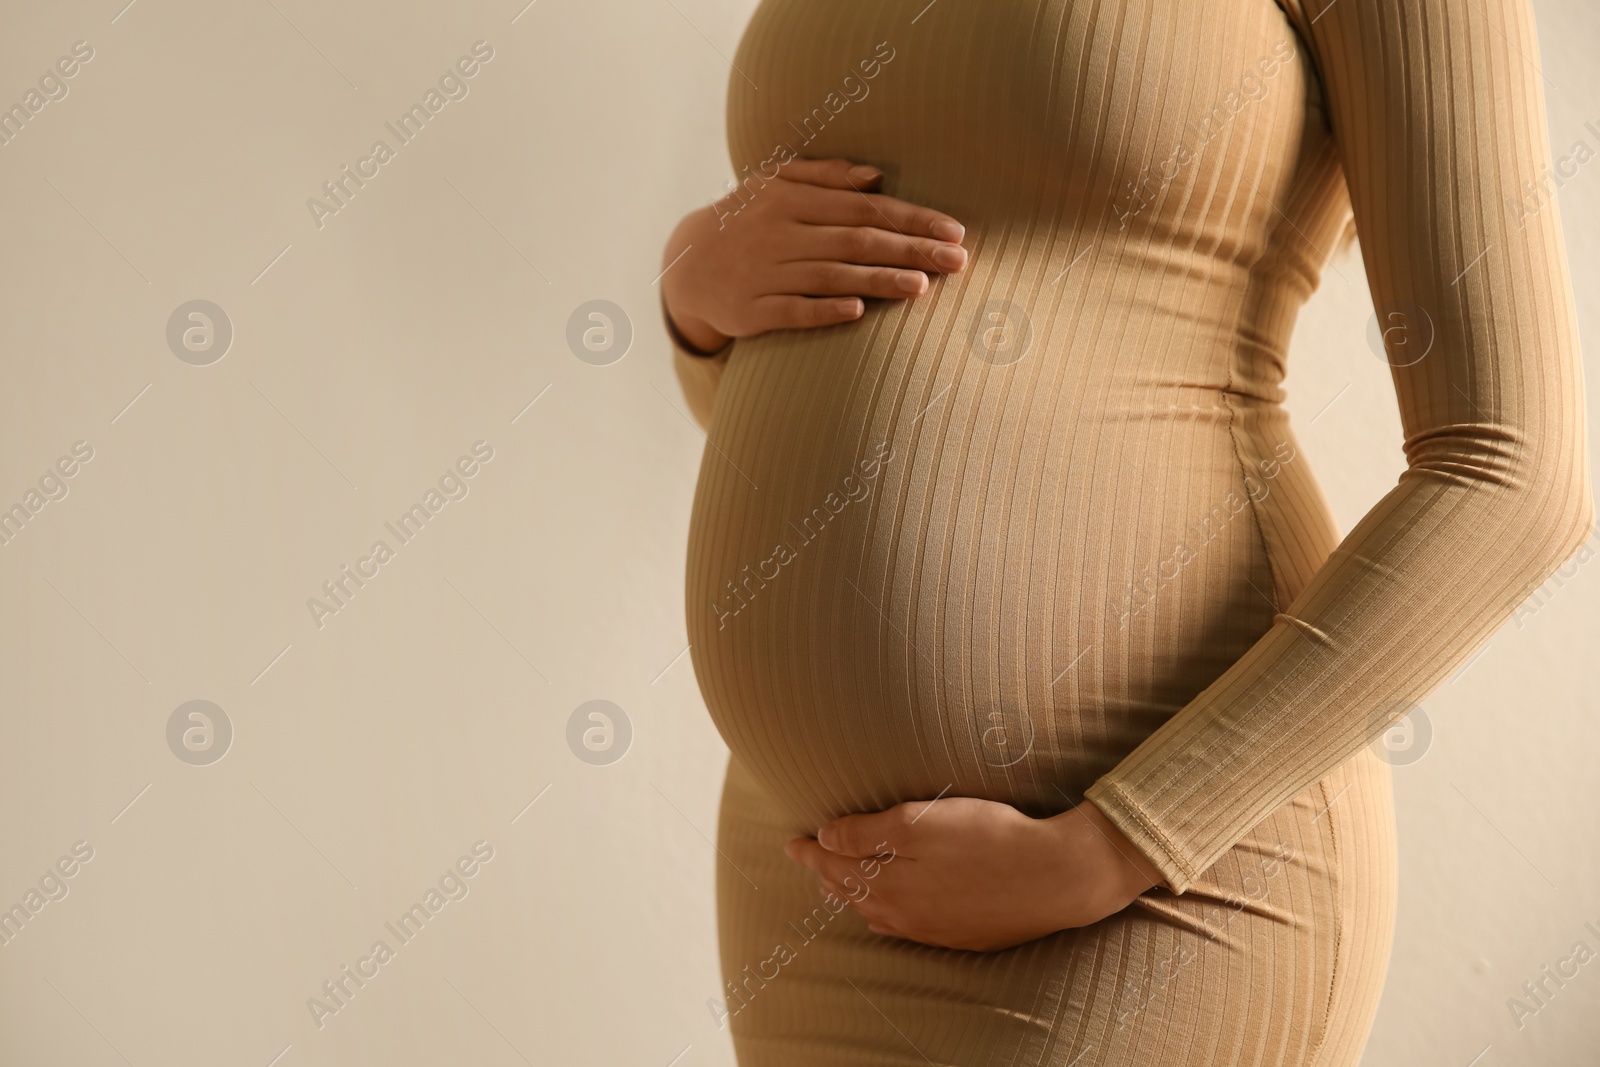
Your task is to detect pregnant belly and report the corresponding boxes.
[684,300,1285,832]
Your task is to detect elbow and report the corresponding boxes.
[1552,475,1597,565]
[1515,448,1596,588]
[1409,417,1595,575]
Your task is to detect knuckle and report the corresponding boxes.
[863,236,898,266]
[749,306,785,334]
[730,306,763,334]
[841,227,874,260]
[812,262,848,291]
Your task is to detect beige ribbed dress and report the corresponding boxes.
[671,0,1592,1063]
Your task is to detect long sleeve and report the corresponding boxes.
[665,294,734,432]
[1084,0,1594,894]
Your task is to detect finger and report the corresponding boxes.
[807,869,848,902]
[784,837,857,881]
[816,874,855,904]
[777,261,930,300]
[787,839,888,906]
[787,841,837,896]
[783,843,849,901]
[817,808,909,858]
[774,157,884,191]
[746,294,864,334]
[788,225,968,273]
[793,187,965,244]
[822,873,890,918]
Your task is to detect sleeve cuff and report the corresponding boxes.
[1083,778,1201,895]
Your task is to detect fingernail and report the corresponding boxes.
[931,245,966,271]
[816,826,836,850]
[931,219,965,242]
[849,165,882,183]
[895,270,927,294]
[837,298,863,317]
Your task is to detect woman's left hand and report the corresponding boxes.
[784,796,1166,951]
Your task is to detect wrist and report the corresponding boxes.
[1078,800,1165,892]
[1036,802,1163,926]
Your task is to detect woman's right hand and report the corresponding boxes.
[660,158,969,354]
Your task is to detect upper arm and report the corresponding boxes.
[1298,0,1590,537]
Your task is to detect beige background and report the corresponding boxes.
[0,1,1595,1064]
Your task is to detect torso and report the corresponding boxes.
[687,0,1344,831]
[685,5,1396,1061]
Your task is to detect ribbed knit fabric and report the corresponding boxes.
[671,1,1591,1063]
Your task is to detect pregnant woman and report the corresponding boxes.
[660,1,1590,1063]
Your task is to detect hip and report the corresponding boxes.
[713,751,1397,1067]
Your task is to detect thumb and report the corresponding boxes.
[775,156,884,191]
[817,810,902,858]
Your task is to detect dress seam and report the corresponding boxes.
[1221,383,1287,609]
[1269,0,1328,110]
[1306,775,1347,1067]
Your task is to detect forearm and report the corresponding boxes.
[1087,0,1594,894]
[1088,452,1593,891]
